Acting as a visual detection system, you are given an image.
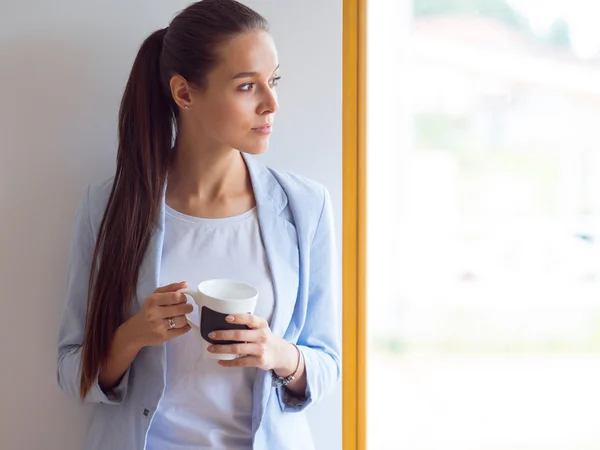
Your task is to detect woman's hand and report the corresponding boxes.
[208,314,299,376]
[122,281,194,350]
[98,282,193,391]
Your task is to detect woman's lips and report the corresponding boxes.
[252,124,272,134]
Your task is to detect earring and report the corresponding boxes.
[183,105,190,110]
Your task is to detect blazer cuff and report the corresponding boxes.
[88,368,131,404]
[275,347,312,412]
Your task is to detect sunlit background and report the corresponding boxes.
[367,0,600,448]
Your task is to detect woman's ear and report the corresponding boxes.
[169,74,193,110]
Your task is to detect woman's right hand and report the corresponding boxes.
[123,281,194,349]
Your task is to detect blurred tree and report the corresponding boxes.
[414,0,528,29]
[413,0,571,48]
[545,18,570,47]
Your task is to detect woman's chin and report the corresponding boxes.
[240,143,270,156]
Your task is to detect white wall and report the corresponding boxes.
[0,1,342,449]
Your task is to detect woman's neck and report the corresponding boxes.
[165,140,255,218]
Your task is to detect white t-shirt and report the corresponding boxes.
[145,205,275,450]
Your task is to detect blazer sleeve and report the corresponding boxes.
[56,185,130,404]
[277,186,342,412]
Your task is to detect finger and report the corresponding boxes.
[163,315,188,330]
[218,355,260,368]
[225,313,268,329]
[154,281,188,294]
[166,323,192,339]
[209,329,263,343]
[208,343,262,355]
[158,302,194,318]
[156,292,189,307]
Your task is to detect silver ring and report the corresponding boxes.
[167,317,176,329]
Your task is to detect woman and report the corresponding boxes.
[56,1,340,449]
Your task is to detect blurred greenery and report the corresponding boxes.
[380,0,596,359]
[414,0,527,29]
[373,333,600,355]
[414,112,561,216]
[414,112,468,149]
[413,0,571,47]
[544,17,570,47]
[459,145,560,216]
[372,311,600,355]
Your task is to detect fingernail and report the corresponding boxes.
[226,315,235,322]
[207,346,215,352]
[208,332,216,339]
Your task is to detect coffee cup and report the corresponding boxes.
[178,279,258,360]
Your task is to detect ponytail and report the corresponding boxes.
[79,28,175,399]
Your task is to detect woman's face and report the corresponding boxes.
[184,30,280,155]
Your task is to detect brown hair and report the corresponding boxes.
[79,0,269,399]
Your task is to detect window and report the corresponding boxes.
[366,1,600,448]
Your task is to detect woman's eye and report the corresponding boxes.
[239,77,281,92]
[270,76,281,87]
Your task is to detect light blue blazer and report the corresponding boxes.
[57,153,341,450]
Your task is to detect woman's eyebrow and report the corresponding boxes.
[232,64,280,79]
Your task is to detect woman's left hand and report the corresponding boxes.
[207,314,296,375]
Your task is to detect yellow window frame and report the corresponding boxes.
[343,0,366,449]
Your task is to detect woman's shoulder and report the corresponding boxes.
[87,176,114,201]
[266,166,329,210]
[83,176,115,230]
[259,165,335,241]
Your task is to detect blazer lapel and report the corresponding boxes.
[243,153,300,432]
[243,153,300,339]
